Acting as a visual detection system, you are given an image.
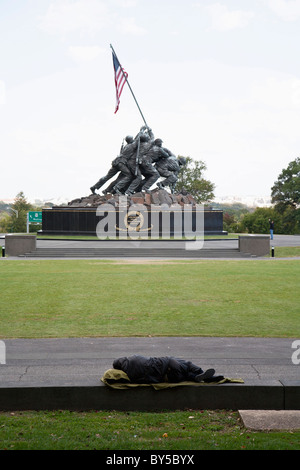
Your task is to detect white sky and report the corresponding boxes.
[1,0,300,202]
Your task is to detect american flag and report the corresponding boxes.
[112,51,128,114]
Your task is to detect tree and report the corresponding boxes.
[271,157,300,211]
[0,212,11,233]
[223,212,240,233]
[212,202,250,233]
[271,157,300,234]
[4,192,33,233]
[239,207,281,234]
[175,157,215,203]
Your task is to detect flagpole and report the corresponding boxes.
[110,44,149,129]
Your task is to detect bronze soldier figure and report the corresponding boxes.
[136,138,170,192]
[156,156,186,193]
[90,135,136,194]
[113,128,154,194]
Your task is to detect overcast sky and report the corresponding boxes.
[1,0,300,203]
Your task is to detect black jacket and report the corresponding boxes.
[113,355,204,383]
[113,355,170,383]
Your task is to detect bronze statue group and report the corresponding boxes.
[90,126,186,196]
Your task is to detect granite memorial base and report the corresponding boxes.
[39,190,226,238]
[5,234,36,256]
[239,235,270,257]
[39,206,225,238]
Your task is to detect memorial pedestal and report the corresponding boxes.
[39,190,226,238]
[39,206,226,238]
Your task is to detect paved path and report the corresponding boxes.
[1,336,298,388]
[1,233,299,248]
[31,233,300,249]
[1,336,299,427]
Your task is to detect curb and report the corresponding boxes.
[0,380,299,412]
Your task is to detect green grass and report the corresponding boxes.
[0,410,299,450]
[0,259,299,338]
[1,258,299,451]
[272,246,300,257]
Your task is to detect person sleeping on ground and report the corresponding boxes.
[113,355,222,384]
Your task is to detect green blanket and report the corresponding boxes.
[101,369,244,390]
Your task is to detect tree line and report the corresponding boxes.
[1,157,299,235]
[218,157,300,235]
[176,156,300,235]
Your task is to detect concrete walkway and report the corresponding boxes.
[0,337,299,415]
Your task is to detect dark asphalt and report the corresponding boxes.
[0,336,299,388]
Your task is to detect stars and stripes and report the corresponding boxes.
[112,51,128,114]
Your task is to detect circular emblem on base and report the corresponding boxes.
[124,210,145,231]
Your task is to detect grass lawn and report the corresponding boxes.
[0,258,299,451]
[0,259,299,338]
[0,409,299,451]
[273,246,300,257]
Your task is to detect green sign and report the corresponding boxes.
[28,211,42,223]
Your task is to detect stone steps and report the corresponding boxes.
[20,247,253,258]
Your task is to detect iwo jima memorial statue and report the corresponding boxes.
[40,46,224,238]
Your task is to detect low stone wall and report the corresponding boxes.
[5,235,36,256]
[0,380,299,411]
[239,235,270,257]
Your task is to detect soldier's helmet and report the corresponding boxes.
[125,135,133,143]
[178,157,187,166]
[154,138,163,146]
